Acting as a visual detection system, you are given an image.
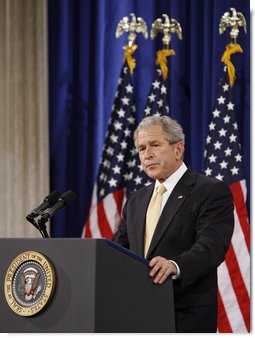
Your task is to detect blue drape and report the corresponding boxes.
[48,0,250,237]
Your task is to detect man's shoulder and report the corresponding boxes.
[127,183,154,200]
[184,168,231,192]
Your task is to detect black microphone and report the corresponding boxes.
[40,190,76,220]
[26,191,61,221]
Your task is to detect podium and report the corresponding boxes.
[0,238,175,333]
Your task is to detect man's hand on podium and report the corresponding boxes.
[148,256,177,284]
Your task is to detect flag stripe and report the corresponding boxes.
[217,291,232,332]
[218,261,247,332]
[97,200,114,238]
[103,194,117,231]
[225,244,250,331]
[230,182,250,251]
[240,179,247,202]
[84,185,101,238]
[83,217,91,237]
[113,189,125,216]
[231,208,250,294]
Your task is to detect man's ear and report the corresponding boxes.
[175,142,184,160]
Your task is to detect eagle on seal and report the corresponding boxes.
[21,267,41,301]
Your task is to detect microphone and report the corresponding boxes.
[40,190,76,220]
[26,191,61,221]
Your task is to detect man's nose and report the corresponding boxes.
[144,147,153,158]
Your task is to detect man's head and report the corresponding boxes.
[134,116,185,182]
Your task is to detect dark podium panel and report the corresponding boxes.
[0,238,175,333]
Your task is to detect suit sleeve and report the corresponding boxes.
[172,180,234,284]
[112,199,130,249]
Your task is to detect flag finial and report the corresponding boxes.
[116,13,148,47]
[151,14,182,50]
[219,8,246,87]
[151,14,182,80]
[116,13,148,74]
[219,8,247,45]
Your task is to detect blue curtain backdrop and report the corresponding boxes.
[48,0,250,237]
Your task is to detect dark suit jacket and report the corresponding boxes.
[112,168,234,332]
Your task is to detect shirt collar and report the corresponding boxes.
[154,162,188,192]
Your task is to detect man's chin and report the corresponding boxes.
[145,170,160,180]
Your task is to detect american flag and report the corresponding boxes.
[83,63,170,238]
[130,66,171,191]
[82,63,137,238]
[144,67,170,118]
[203,67,250,332]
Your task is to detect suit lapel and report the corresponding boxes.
[146,169,196,259]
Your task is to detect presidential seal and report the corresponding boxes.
[4,251,55,316]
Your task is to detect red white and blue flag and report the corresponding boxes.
[204,66,250,333]
[82,63,137,238]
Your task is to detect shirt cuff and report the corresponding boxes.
[169,260,181,279]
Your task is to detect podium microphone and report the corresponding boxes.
[26,191,61,222]
[40,190,76,221]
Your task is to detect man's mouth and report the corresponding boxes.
[146,163,158,169]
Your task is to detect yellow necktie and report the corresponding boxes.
[144,184,166,257]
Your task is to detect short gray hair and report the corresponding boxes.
[133,115,185,149]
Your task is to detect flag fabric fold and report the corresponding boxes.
[203,66,250,333]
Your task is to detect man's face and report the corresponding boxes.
[137,125,184,182]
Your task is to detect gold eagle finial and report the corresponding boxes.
[116,13,148,46]
[151,14,182,49]
[219,8,247,44]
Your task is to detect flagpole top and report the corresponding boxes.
[219,8,247,45]
[116,13,148,47]
[151,14,182,49]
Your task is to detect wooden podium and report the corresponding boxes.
[0,238,175,333]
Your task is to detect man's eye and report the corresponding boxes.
[153,144,159,148]
[139,148,145,153]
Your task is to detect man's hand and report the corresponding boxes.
[149,256,177,284]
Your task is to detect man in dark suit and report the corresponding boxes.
[112,115,234,333]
